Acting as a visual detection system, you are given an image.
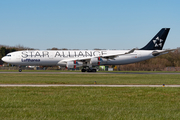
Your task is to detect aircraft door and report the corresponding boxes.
[137,51,141,58]
[16,53,21,60]
[49,51,54,59]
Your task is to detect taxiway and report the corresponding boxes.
[0,84,180,87]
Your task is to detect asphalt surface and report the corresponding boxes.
[0,71,180,74]
[0,84,180,87]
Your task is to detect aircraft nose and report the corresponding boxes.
[1,57,5,61]
[1,57,7,62]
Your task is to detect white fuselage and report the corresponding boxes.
[2,50,156,67]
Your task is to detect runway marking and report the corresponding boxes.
[0,84,180,87]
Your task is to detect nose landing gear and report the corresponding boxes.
[18,66,22,72]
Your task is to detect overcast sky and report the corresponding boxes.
[0,0,179,50]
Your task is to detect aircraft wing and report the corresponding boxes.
[60,57,94,63]
[60,48,136,63]
[100,48,136,59]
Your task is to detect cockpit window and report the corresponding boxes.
[6,54,11,57]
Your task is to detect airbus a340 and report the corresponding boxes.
[1,28,173,72]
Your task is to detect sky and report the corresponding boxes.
[0,0,180,50]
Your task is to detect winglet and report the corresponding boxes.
[125,48,136,54]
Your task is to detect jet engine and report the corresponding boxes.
[66,61,83,69]
[90,57,101,65]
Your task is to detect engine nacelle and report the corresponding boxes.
[66,61,75,69]
[66,61,83,69]
[90,57,101,65]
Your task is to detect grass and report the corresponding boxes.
[0,87,180,120]
[1,73,180,119]
[0,73,180,85]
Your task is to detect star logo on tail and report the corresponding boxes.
[153,37,163,48]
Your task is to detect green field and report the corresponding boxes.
[0,73,180,85]
[1,72,180,119]
[0,87,180,120]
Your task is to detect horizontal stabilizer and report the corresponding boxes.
[152,49,175,56]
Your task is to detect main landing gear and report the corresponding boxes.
[81,67,97,72]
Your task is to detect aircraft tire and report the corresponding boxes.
[87,69,92,72]
[19,69,22,72]
[81,69,86,72]
[92,69,97,72]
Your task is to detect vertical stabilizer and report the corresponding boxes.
[140,28,170,50]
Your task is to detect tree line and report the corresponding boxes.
[116,49,180,71]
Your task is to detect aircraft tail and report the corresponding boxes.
[140,28,170,50]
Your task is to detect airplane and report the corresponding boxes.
[1,28,174,72]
